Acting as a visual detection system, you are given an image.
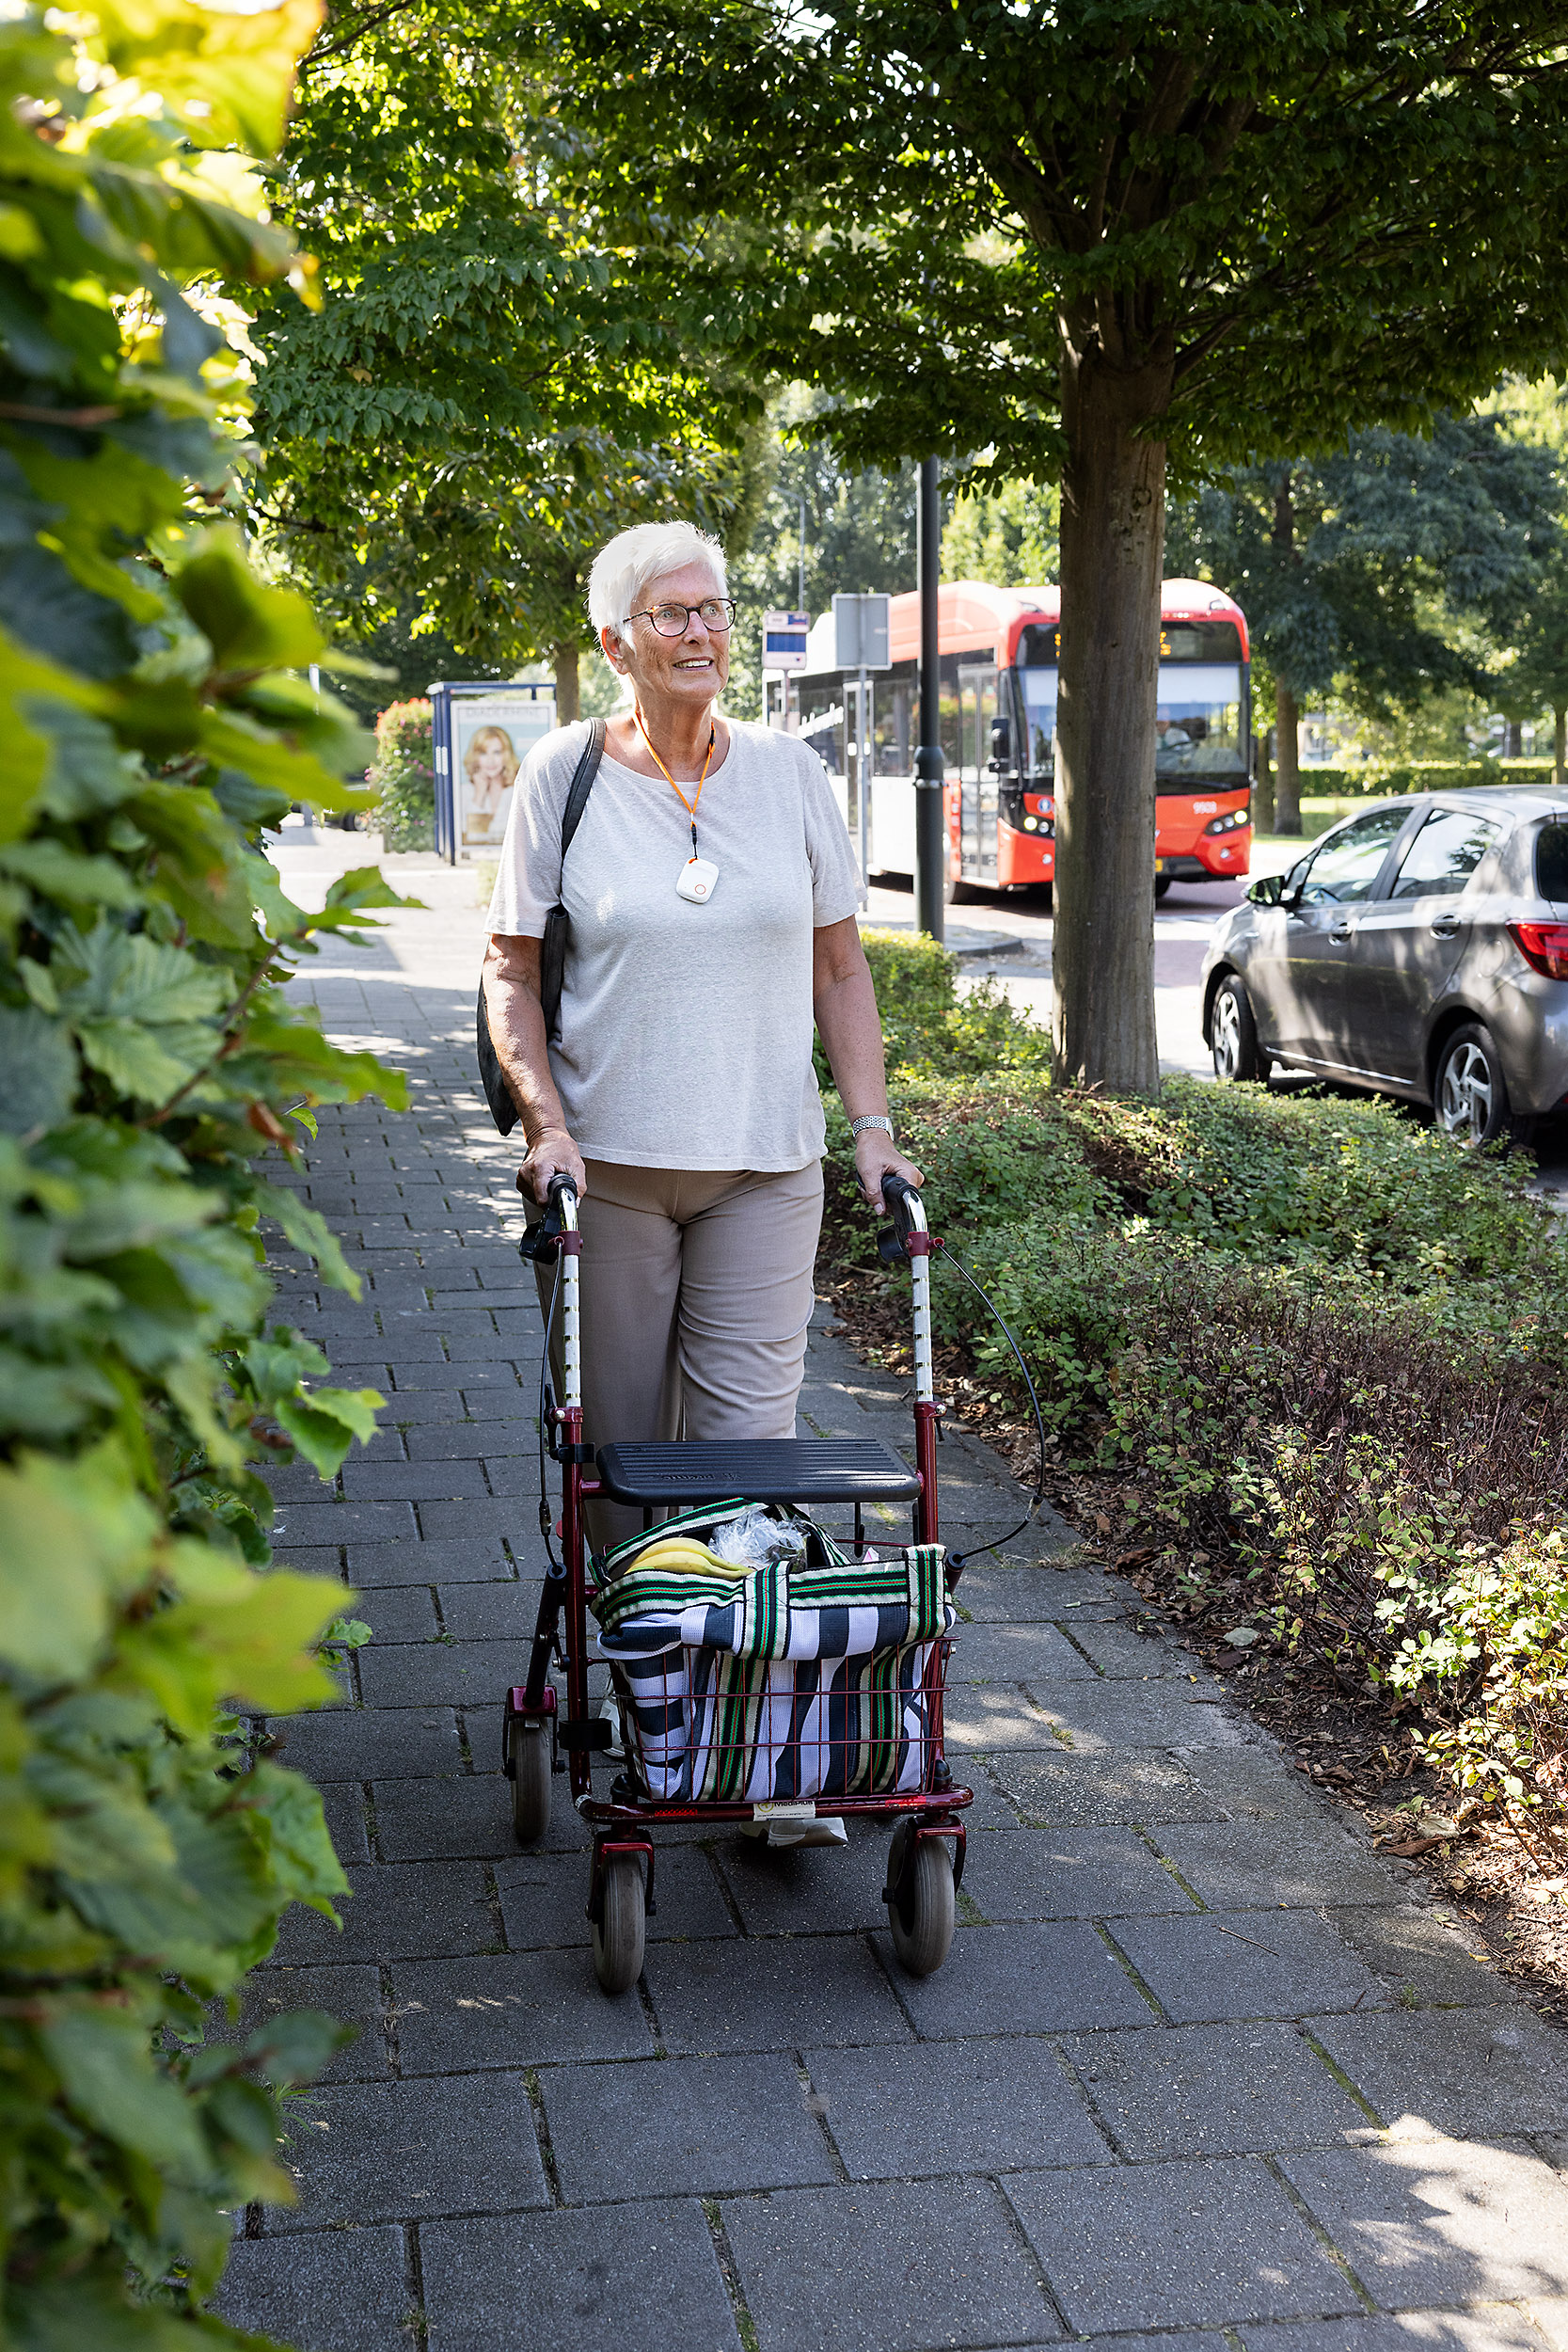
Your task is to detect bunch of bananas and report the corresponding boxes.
[624,1534,747,1579]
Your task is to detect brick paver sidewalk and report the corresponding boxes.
[217,837,1568,2352]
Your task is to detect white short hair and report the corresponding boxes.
[587,521,727,637]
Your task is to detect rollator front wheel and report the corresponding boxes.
[887,1828,956,1978]
[511,1723,551,1846]
[592,1853,646,1994]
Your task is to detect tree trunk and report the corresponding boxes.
[1504,717,1522,759]
[552,640,580,725]
[1252,729,1275,836]
[1274,681,1303,834]
[1555,705,1565,790]
[1053,340,1169,1097]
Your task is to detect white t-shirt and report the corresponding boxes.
[486,718,862,1171]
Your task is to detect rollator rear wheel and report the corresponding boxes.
[887,1830,956,1978]
[511,1723,551,1846]
[593,1853,646,1994]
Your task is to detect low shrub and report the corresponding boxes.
[368,699,436,851]
[826,1034,1568,1851]
[1287,757,1556,802]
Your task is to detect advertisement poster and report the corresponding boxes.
[454,693,556,850]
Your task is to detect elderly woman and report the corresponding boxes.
[482,519,922,1543]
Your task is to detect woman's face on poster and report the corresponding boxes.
[474,738,510,787]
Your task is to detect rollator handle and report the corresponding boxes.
[879,1171,927,1263]
[517,1172,579,1263]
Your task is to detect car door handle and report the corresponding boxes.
[1328,920,1354,944]
[1430,914,1461,938]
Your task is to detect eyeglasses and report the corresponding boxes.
[626,596,737,637]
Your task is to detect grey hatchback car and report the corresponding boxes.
[1199,787,1568,1141]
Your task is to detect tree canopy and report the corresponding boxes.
[536,0,1568,1088]
[1166,416,1565,824]
[251,0,761,709]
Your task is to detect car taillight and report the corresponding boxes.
[1509,920,1568,979]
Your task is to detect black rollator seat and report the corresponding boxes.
[594,1437,921,1506]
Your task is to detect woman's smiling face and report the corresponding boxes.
[606,561,731,710]
[474,739,509,787]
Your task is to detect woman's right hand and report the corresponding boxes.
[518,1124,587,1205]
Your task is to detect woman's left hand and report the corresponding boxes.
[852,1127,924,1213]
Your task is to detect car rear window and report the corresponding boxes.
[1537,820,1568,902]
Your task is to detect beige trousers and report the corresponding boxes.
[534,1159,825,1547]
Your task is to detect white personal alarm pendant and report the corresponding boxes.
[676,855,720,903]
[633,707,721,905]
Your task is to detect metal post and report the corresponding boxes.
[914,455,945,941]
[857,663,870,905]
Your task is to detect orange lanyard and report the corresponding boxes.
[635,708,716,851]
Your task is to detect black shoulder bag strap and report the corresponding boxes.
[475,716,607,1137]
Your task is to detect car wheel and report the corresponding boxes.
[1211,973,1270,1084]
[1433,1023,1512,1146]
[1154,876,1172,902]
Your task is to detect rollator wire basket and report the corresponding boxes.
[500,1170,974,1993]
[592,1517,954,1804]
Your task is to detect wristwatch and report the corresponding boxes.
[850,1115,895,1141]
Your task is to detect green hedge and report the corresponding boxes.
[369,699,436,851]
[0,7,410,2343]
[1297,757,1559,800]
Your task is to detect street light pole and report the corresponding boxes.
[914,454,945,941]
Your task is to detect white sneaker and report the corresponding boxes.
[741,1816,849,1851]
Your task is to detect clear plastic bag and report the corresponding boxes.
[707,1504,809,1570]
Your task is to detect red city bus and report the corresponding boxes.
[794,578,1253,899]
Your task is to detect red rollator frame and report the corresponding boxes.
[500,1172,972,1991]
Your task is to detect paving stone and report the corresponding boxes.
[420,2202,740,2352]
[879,1919,1158,2035]
[404,1421,532,1461]
[341,1461,494,1502]
[233,1963,388,2083]
[1180,1746,1338,1823]
[273,1859,496,1964]
[944,1620,1102,1684]
[724,2177,1057,2352]
[1060,1680,1252,1747]
[320,1778,372,1865]
[435,1580,531,1641]
[1058,1619,1196,1677]
[713,1820,905,1937]
[990,1747,1221,1827]
[269,2072,546,2229]
[1006,2154,1356,2333]
[1110,1910,1382,2022]
[645,1933,914,2055]
[355,1587,439,1644]
[420,1498,531,1543]
[379,1390,484,1425]
[390,1951,654,2070]
[273,1500,417,1547]
[1238,2318,1554,2352]
[1152,1820,1400,1909]
[542,2051,834,2199]
[806,2037,1110,2178]
[347,1535,515,1585]
[1312,2008,1568,2136]
[357,1638,523,1710]
[957,1825,1196,1923]
[945,1685,1069,1750]
[266,1706,461,1782]
[497,1844,736,1947]
[1326,1905,1522,2009]
[958,1564,1134,1620]
[1280,2137,1568,2308]
[1063,2019,1369,2158]
[214,2226,413,2350]
[372,1772,523,1861]
[387,1358,525,1390]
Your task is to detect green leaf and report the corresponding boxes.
[0,1006,76,1136]
[55,923,230,1026]
[251,1180,359,1297]
[0,1443,158,1682]
[0,838,140,908]
[41,2004,210,2178]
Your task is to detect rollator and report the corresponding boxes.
[499,1172,973,1993]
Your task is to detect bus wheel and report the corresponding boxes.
[943,866,976,906]
[1154,876,1173,902]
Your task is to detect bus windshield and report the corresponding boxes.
[1155,663,1244,778]
[1022,669,1057,776]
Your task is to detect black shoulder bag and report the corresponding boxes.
[475,716,607,1136]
